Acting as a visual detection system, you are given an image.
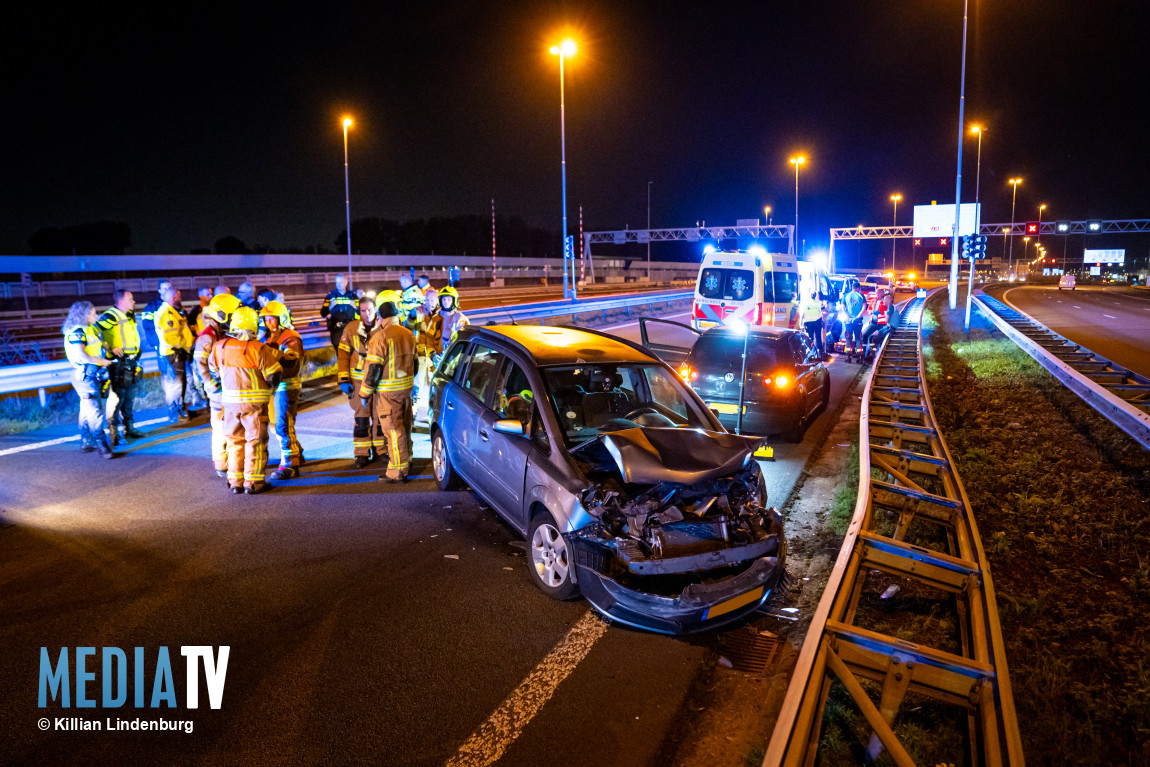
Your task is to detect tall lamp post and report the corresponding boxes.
[1008,177,1022,277]
[764,206,772,226]
[1022,236,1030,275]
[647,181,652,281]
[342,116,354,289]
[889,194,902,271]
[789,156,805,256]
[1037,203,1046,249]
[947,0,972,310]
[964,125,984,332]
[550,39,577,300]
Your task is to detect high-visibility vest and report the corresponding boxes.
[207,338,283,405]
[64,324,104,368]
[96,306,141,356]
[266,328,304,391]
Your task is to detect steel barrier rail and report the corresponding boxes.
[971,289,1150,449]
[764,292,1024,766]
[0,290,692,396]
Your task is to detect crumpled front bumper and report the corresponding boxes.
[572,538,787,635]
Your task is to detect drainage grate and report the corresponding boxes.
[719,629,782,674]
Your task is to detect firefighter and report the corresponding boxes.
[398,273,423,330]
[194,293,241,478]
[321,273,358,349]
[155,284,195,423]
[337,295,386,468]
[206,306,283,494]
[360,293,416,483]
[427,286,470,358]
[189,287,213,334]
[261,300,305,479]
[411,287,439,418]
[96,288,144,446]
[62,301,116,458]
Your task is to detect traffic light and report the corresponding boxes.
[961,234,988,259]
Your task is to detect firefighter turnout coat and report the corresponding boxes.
[359,316,416,480]
[206,337,283,489]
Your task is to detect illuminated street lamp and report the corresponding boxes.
[889,193,902,270]
[1008,178,1022,276]
[764,206,772,226]
[1037,203,1047,248]
[789,156,805,255]
[550,38,578,299]
[342,116,354,289]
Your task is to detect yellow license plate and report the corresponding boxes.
[696,320,717,329]
[754,445,774,459]
[709,402,743,415]
[704,586,765,620]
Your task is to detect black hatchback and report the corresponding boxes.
[641,320,829,442]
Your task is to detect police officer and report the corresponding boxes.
[398,273,423,330]
[96,288,144,446]
[62,301,116,458]
[338,295,386,468]
[155,284,195,423]
[260,300,304,480]
[360,293,416,483]
[195,293,241,478]
[799,291,826,359]
[321,273,358,349]
[206,306,283,495]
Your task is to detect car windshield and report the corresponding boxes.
[688,332,784,374]
[541,363,712,446]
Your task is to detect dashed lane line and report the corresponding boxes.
[446,611,608,767]
[1103,314,1117,319]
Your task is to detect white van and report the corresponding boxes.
[692,247,820,331]
[1058,274,1076,291]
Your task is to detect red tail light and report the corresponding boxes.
[679,364,698,382]
[763,374,791,389]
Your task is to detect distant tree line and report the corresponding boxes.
[28,221,132,255]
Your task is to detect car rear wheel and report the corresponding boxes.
[432,429,463,491]
[528,510,579,600]
[783,412,805,443]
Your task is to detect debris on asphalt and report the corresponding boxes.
[880,584,900,599]
[444,554,459,560]
[717,656,733,669]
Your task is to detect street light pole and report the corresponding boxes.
[948,0,971,310]
[1037,203,1046,249]
[647,181,652,281]
[550,39,577,300]
[342,117,354,290]
[789,156,805,256]
[1008,178,1022,277]
[889,194,902,270]
[965,125,984,333]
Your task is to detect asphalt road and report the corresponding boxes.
[0,311,862,766]
[990,284,1150,378]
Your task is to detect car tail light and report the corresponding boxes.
[679,364,698,382]
[774,374,790,389]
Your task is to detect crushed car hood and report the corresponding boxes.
[575,427,765,485]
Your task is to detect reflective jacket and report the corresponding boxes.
[800,297,824,324]
[337,319,376,384]
[265,327,304,391]
[155,303,194,356]
[138,297,164,349]
[96,306,141,357]
[321,289,358,327]
[194,325,224,393]
[206,338,283,406]
[413,306,439,357]
[359,317,416,398]
[427,311,469,354]
[399,285,423,326]
[64,325,105,369]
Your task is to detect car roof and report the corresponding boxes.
[462,324,658,365]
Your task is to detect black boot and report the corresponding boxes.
[108,424,121,448]
[124,422,145,439]
[79,426,96,453]
[353,456,371,469]
[95,430,117,459]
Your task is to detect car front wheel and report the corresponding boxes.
[528,510,579,600]
[432,429,463,491]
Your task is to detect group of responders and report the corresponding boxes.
[49,717,194,734]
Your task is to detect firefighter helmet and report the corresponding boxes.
[375,289,402,313]
[204,293,241,325]
[259,300,292,329]
[439,285,460,312]
[229,306,259,336]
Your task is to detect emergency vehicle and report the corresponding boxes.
[691,246,824,331]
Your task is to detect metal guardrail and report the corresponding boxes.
[765,292,1023,766]
[0,290,692,397]
[971,289,1150,449]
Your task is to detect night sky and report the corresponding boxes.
[4,0,1149,265]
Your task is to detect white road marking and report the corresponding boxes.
[0,416,170,457]
[447,611,608,767]
[1103,314,1117,319]
[1073,306,1082,309]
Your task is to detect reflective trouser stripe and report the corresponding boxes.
[351,391,384,456]
[375,393,413,479]
[269,388,301,467]
[222,403,269,485]
[222,391,273,404]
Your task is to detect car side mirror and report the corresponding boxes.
[493,418,526,436]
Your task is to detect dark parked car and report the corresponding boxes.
[427,324,787,635]
[652,323,829,442]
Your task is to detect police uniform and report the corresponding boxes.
[360,316,416,481]
[95,305,143,441]
[337,318,386,460]
[207,334,283,493]
[264,321,304,473]
[155,301,195,421]
[321,288,358,349]
[64,322,113,456]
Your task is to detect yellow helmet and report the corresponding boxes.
[259,300,292,328]
[439,285,460,311]
[375,289,402,313]
[204,293,241,325]
[229,306,259,336]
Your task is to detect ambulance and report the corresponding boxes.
[691,246,824,331]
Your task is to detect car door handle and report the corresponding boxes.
[479,429,489,441]
[446,400,454,410]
